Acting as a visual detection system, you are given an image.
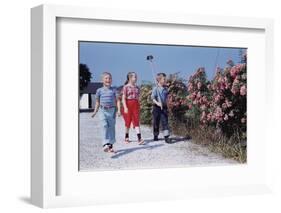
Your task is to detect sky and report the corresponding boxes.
[79,41,246,86]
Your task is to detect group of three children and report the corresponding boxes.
[91,71,171,153]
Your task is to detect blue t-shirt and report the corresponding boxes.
[96,86,118,107]
[151,86,168,105]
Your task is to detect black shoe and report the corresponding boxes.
[154,136,158,141]
[164,136,172,144]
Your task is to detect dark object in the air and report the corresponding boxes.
[146,55,154,61]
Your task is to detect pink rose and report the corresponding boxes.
[200,105,207,110]
[197,82,202,89]
[207,113,212,121]
[188,84,193,92]
[240,85,246,96]
[202,96,208,103]
[200,111,206,121]
[226,100,232,107]
[196,91,201,99]
[224,114,229,121]
[231,86,239,95]
[233,78,240,85]
[229,110,234,117]
[230,66,238,78]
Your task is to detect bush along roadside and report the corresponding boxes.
[139,53,247,163]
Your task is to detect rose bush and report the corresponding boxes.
[139,53,247,161]
[185,56,247,138]
[186,67,212,127]
[166,74,189,120]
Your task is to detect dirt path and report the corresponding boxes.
[79,112,237,171]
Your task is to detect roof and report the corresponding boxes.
[80,82,103,94]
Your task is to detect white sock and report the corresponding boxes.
[135,126,140,134]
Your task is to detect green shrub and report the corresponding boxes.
[139,83,153,125]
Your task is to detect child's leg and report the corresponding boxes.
[125,127,129,138]
[99,108,111,147]
[152,106,161,140]
[135,126,144,144]
[160,108,170,136]
[135,126,141,139]
[124,100,133,142]
[124,127,130,143]
[107,108,116,145]
[132,101,144,144]
[160,108,171,143]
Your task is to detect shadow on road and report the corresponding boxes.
[111,144,164,159]
[144,136,191,144]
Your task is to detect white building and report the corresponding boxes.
[80,82,103,112]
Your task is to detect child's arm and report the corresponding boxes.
[91,99,100,118]
[152,87,163,109]
[116,98,121,116]
[122,91,128,113]
[153,99,163,109]
[115,88,121,116]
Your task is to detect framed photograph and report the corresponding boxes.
[31,4,274,208]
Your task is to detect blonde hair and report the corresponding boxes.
[101,72,112,79]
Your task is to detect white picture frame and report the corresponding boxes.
[31,4,274,208]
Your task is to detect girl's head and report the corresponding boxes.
[101,72,112,87]
[156,73,167,86]
[124,72,137,85]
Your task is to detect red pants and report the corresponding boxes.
[121,99,140,128]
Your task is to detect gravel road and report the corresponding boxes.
[79,112,237,171]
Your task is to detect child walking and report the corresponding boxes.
[121,72,145,145]
[151,73,172,143]
[91,72,121,153]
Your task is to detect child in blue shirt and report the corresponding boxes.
[91,72,121,153]
[151,73,171,143]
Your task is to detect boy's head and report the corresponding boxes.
[156,73,167,85]
[101,72,112,87]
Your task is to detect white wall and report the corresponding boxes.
[0,0,280,212]
[80,94,96,109]
[80,94,89,109]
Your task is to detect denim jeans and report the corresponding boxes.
[152,105,170,137]
[98,107,116,146]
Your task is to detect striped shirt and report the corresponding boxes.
[96,86,118,107]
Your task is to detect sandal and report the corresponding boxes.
[124,138,130,144]
[138,139,145,145]
[108,144,116,153]
[103,144,110,152]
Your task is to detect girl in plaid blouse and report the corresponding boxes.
[121,72,144,145]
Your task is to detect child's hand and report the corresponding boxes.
[91,111,97,118]
[124,107,128,114]
[117,110,121,117]
[156,101,163,110]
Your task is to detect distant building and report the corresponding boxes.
[80,82,103,111]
